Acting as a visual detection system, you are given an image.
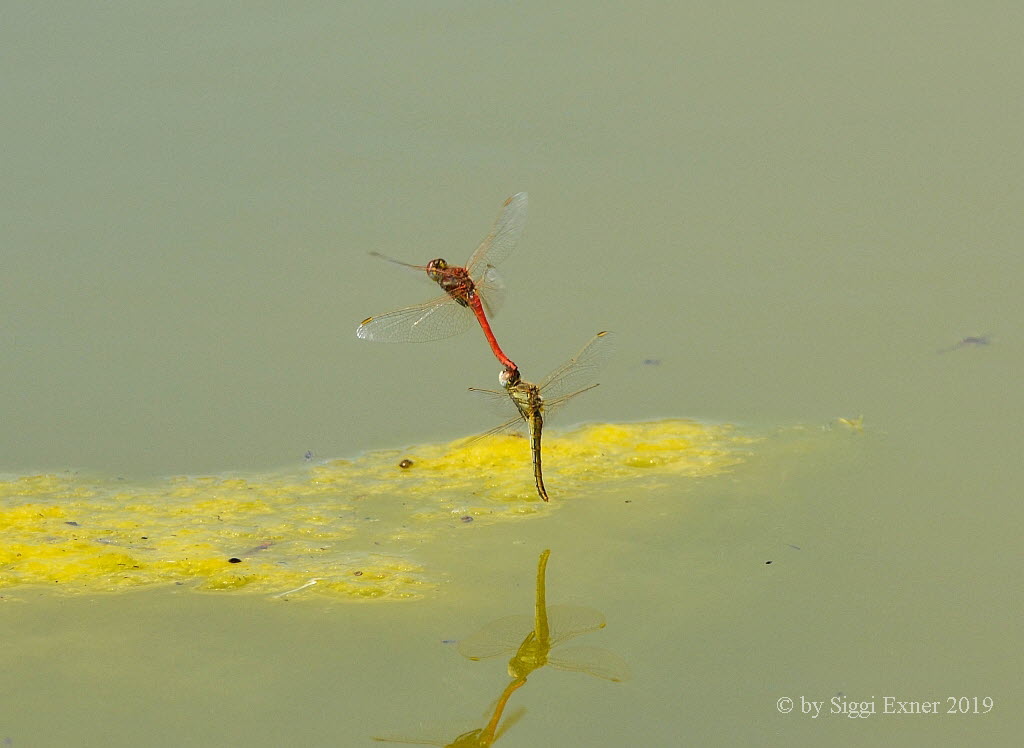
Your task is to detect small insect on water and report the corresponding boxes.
[398,459,414,469]
[937,335,990,354]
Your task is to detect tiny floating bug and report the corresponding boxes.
[937,335,990,353]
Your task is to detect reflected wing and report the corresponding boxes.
[537,331,614,404]
[458,614,534,660]
[492,706,526,744]
[371,735,446,746]
[547,646,631,682]
[544,605,607,646]
[356,295,474,343]
[466,193,528,274]
[372,729,480,746]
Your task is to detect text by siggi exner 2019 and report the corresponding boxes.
[775,695,994,718]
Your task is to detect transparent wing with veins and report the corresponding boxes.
[465,192,528,275]
[475,265,505,318]
[457,604,628,682]
[366,251,429,277]
[356,192,520,343]
[356,267,507,343]
[534,330,614,403]
[365,252,507,316]
[545,646,631,682]
[357,292,478,343]
[457,605,608,660]
[468,331,613,434]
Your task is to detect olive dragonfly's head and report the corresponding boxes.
[499,366,521,388]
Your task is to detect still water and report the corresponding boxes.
[2,2,1021,746]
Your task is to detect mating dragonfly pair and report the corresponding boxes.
[356,193,610,501]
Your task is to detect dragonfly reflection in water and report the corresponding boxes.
[372,677,525,748]
[469,331,612,502]
[458,550,630,682]
[356,193,527,372]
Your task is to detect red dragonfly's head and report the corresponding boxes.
[425,258,450,283]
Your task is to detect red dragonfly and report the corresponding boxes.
[356,193,527,372]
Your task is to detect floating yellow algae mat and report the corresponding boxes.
[0,420,753,600]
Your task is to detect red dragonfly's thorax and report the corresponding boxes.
[426,258,475,308]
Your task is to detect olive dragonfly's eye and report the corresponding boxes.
[500,367,520,387]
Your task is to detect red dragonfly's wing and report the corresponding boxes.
[465,193,528,277]
[356,294,475,343]
[475,264,506,319]
[367,251,427,275]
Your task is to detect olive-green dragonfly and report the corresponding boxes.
[469,331,612,502]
